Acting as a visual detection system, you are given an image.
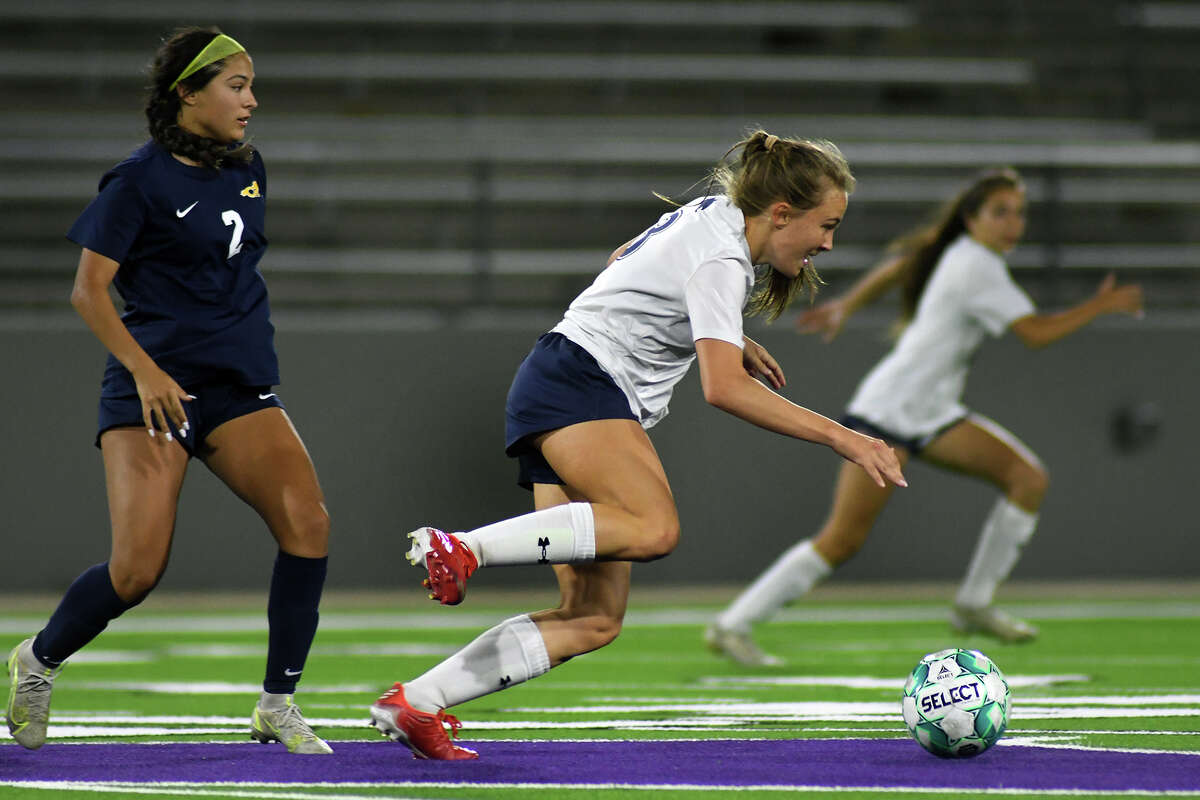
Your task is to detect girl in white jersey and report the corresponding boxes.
[367,131,907,760]
[708,168,1144,665]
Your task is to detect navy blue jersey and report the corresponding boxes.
[67,141,279,397]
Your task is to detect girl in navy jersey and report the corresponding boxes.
[707,168,1144,665]
[367,131,908,760]
[6,27,332,754]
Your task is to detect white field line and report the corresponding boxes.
[57,649,1200,669]
[45,650,155,664]
[6,700,1200,743]
[71,681,379,694]
[10,650,1195,677]
[482,731,1200,738]
[26,708,1200,730]
[1000,740,1200,757]
[165,643,456,658]
[3,600,1199,634]
[0,726,248,738]
[701,675,1089,689]
[1020,696,1200,705]
[65,673,1087,693]
[32,714,371,725]
[502,699,1200,719]
[1008,730,1200,736]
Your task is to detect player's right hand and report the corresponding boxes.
[132,364,193,444]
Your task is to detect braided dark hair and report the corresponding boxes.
[144,26,253,170]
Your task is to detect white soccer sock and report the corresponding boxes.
[459,502,596,568]
[955,497,1038,609]
[403,615,551,712]
[715,539,833,633]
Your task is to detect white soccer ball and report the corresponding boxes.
[901,648,1011,758]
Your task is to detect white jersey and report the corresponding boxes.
[552,195,754,428]
[847,234,1035,439]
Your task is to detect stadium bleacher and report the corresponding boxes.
[0,0,1196,316]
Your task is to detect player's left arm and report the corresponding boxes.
[695,337,905,488]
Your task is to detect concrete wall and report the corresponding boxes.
[1,311,1188,594]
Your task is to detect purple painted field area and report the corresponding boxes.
[2,739,1198,791]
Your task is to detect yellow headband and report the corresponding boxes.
[169,33,246,90]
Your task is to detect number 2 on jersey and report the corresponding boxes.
[221,210,245,260]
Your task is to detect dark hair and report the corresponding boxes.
[893,168,1024,323]
[710,130,856,321]
[144,26,253,170]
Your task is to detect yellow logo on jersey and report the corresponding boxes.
[240,181,261,198]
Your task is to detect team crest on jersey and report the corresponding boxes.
[240,181,261,198]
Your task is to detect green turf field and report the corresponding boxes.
[3,582,1199,799]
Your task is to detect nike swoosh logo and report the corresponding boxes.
[176,201,198,218]
[258,393,277,400]
[283,668,302,677]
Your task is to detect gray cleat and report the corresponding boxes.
[6,637,63,750]
[704,623,783,667]
[951,605,1039,643]
[251,698,333,754]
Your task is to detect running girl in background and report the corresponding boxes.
[707,167,1144,666]
[368,131,907,760]
[6,28,332,754]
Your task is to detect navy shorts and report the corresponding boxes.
[840,412,964,456]
[97,382,285,457]
[505,332,637,490]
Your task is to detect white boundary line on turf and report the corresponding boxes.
[699,675,1090,689]
[60,673,1093,691]
[4,599,1200,634]
[1011,731,1200,737]
[997,741,1200,758]
[5,780,1199,797]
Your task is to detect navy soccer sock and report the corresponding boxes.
[32,562,141,667]
[263,551,327,694]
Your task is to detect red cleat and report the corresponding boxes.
[369,683,478,760]
[406,527,478,606]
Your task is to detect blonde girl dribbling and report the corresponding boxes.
[367,130,907,760]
